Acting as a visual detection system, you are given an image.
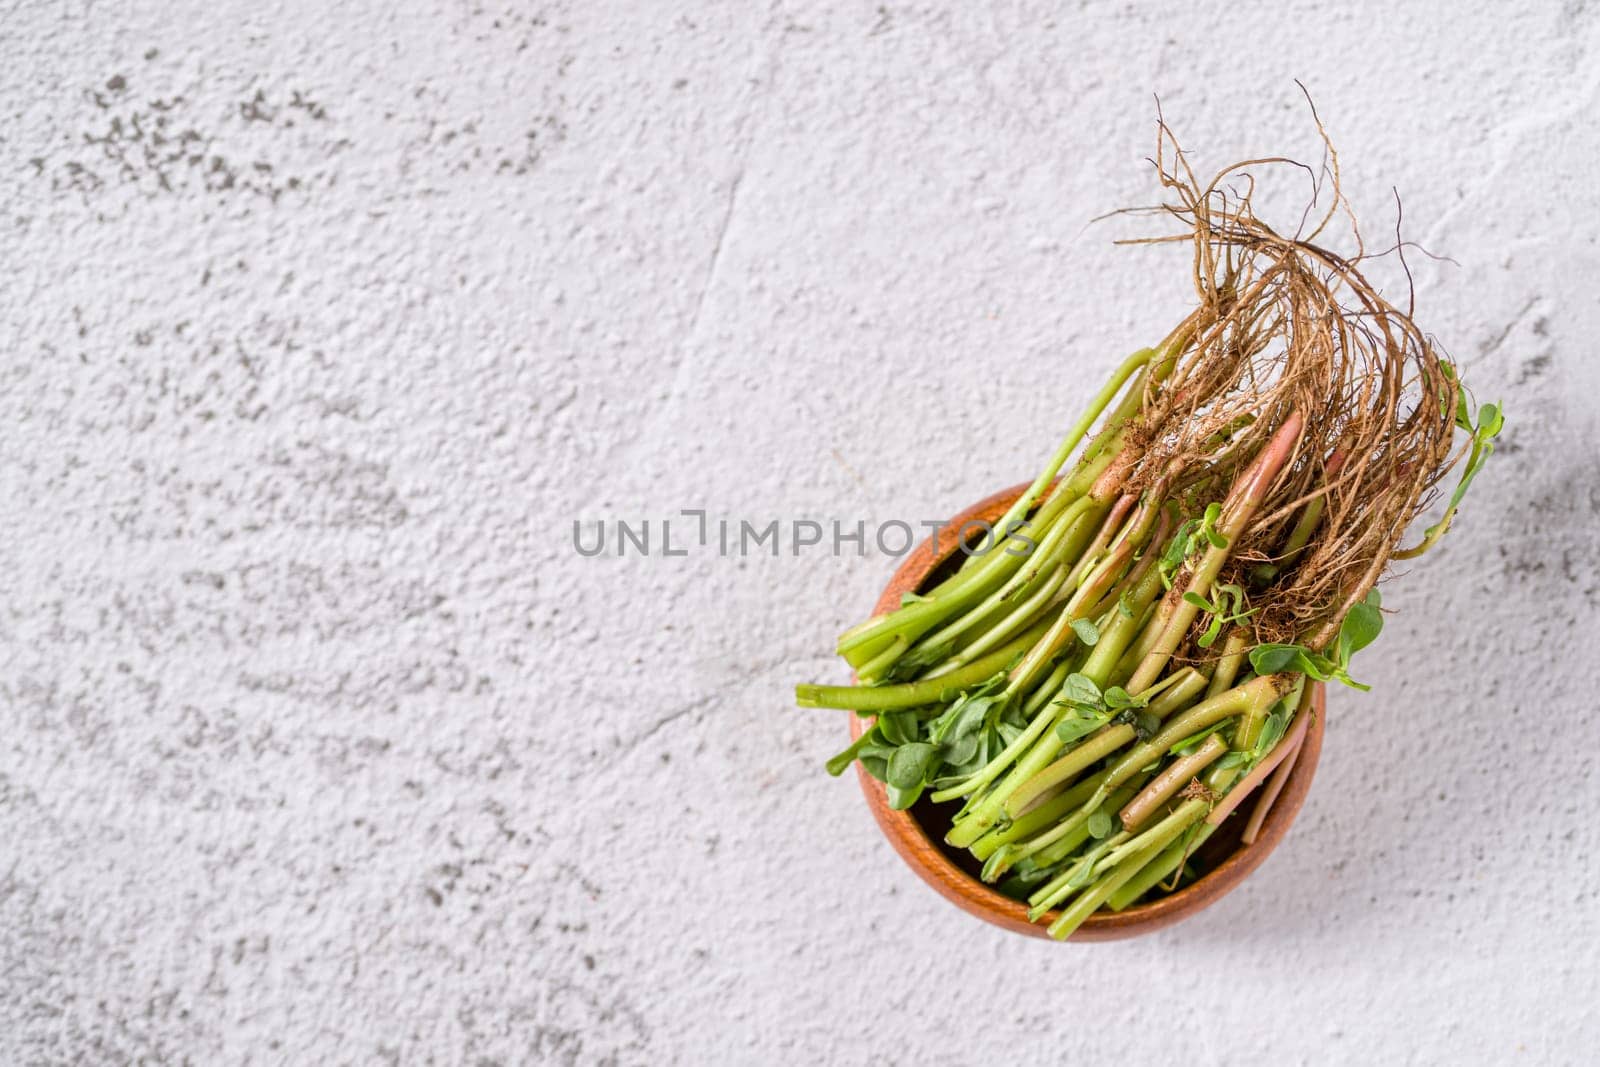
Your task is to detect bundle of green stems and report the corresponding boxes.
[798,308,1497,937]
[798,130,1504,937]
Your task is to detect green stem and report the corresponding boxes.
[1019,659,1074,719]
[794,616,1053,711]
[1044,799,1208,939]
[1028,830,1131,917]
[1002,664,1204,821]
[1394,430,1490,560]
[939,565,1166,832]
[969,770,1108,862]
[1004,667,1206,824]
[1100,794,1212,871]
[1004,724,1136,819]
[1126,410,1305,693]
[937,569,1166,839]
[1027,778,1146,870]
[837,349,1154,661]
[1143,668,1208,720]
[916,496,1104,672]
[925,570,1067,676]
[997,512,1127,699]
[1107,823,1218,910]
[853,635,909,682]
[1088,674,1287,808]
[1204,629,1251,698]
[1118,732,1227,831]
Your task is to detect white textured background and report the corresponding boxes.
[3,2,1598,1064]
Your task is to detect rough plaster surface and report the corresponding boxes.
[3,1,1599,1063]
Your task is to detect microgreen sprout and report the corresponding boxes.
[1158,502,1226,589]
[1052,674,1152,744]
[1181,582,1256,648]
[1396,376,1504,558]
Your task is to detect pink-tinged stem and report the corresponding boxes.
[1119,733,1228,832]
[1126,410,1306,693]
[1086,507,1173,620]
[1090,446,1136,502]
[1054,494,1137,596]
[1222,409,1307,520]
[1090,494,1138,558]
[1004,525,1139,699]
[1204,701,1312,828]
[1241,727,1307,845]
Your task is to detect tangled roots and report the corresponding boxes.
[1113,97,1461,649]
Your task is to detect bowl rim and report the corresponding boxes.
[848,481,1325,941]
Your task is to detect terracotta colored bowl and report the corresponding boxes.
[850,482,1325,940]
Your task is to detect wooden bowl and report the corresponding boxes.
[850,483,1326,940]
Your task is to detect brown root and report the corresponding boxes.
[1112,96,1461,649]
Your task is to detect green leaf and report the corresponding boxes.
[1062,672,1102,707]
[1250,643,1334,680]
[1216,751,1249,770]
[1182,591,1211,609]
[1478,402,1503,438]
[1087,811,1113,839]
[877,710,919,746]
[860,755,889,782]
[857,739,895,759]
[1103,685,1141,710]
[1067,838,1118,889]
[1338,599,1383,661]
[942,731,980,767]
[1055,713,1103,744]
[1250,643,1308,675]
[1159,521,1198,587]
[948,696,994,741]
[1301,656,1335,682]
[1169,721,1228,755]
[1010,856,1043,879]
[941,727,989,776]
[886,742,939,790]
[1254,710,1289,758]
[885,640,953,682]
[886,781,923,811]
[1070,618,1100,646]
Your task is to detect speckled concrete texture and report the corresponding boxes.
[3,2,1598,1063]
